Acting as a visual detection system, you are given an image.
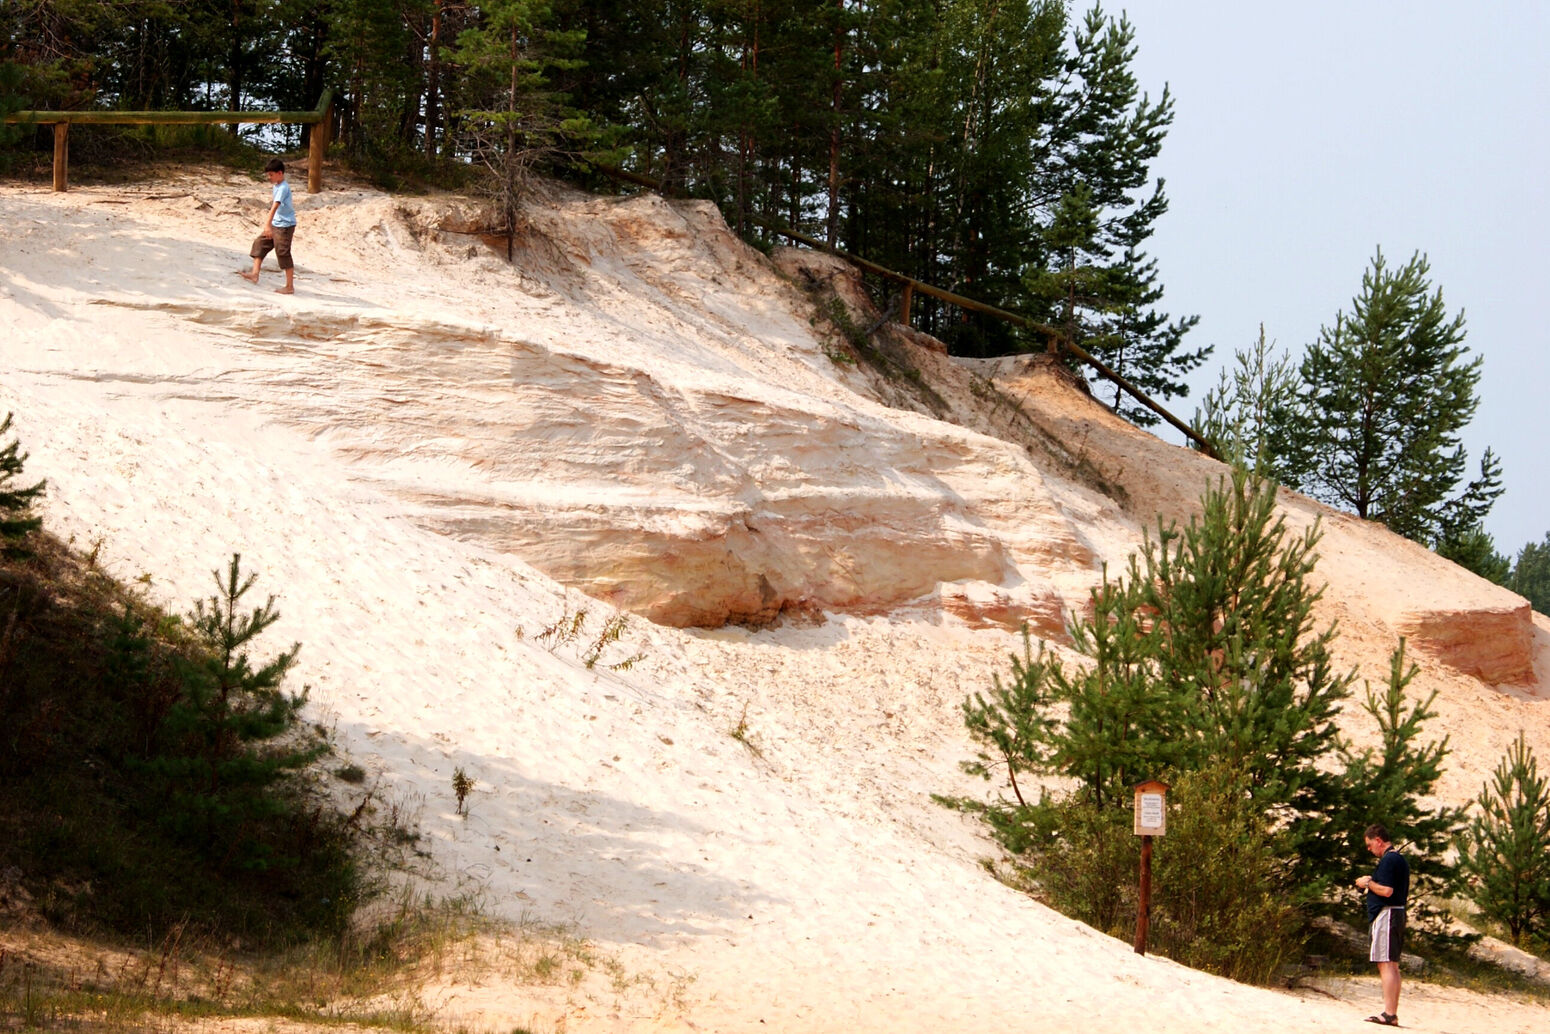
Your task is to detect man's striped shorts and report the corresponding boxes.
[1370,906,1406,963]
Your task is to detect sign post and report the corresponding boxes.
[1132,779,1169,956]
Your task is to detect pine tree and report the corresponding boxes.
[0,59,26,146]
[1507,533,1550,615]
[179,554,303,768]
[1327,641,1463,905]
[963,467,1354,820]
[1022,6,1205,417]
[1136,467,1355,844]
[324,0,420,155]
[1024,183,1116,347]
[0,413,45,549]
[1284,249,1502,545]
[960,631,1057,809]
[953,468,1464,968]
[453,0,590,257]
[1459,732,1550,946]
[1193,325,1306,482]
[146,555,312,864]
[1046,562,1184,807]
[934,0,1062,332]
[1435,523,1511,585]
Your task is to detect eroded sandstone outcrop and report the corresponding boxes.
[1398,603,1536,686]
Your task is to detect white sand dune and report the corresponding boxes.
[2,169,1546,1033]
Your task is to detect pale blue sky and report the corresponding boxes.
[1113,1,1549,553]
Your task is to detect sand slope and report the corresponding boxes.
[1,170,1546,1032]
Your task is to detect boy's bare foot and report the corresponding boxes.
[274,285,294,294]
[237,270,259,283]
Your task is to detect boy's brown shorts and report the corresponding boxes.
[251,226,295,270]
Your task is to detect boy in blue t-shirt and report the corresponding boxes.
[239,158,297,294]
[1355,823,1409,1026]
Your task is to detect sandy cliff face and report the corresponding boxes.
[980,352,1543,689]
[2,171,1547,1034]
[232,185,1115,632]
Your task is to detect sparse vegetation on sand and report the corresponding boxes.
[0,890,635,1033]
[0,416,646,1033]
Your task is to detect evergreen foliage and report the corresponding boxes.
[0,412,45,549]
[1506,533,1550,614]
[1327,641,1463,909]
[1278,249,1501,546]
[965,761,1300,985]
[0,537,360,944]
[1194,326,1305,482]
[1000,793,1135,936]
[1435,523,1512,585]
[1019,7,1205,420]
[451,0,592,255]
[1459,732,1550,946]
[961,633,1056,809]
[1034,468,1351,827]
[954,468,1460,976]
[963,468,1356,825]
[136,554,316,872]
[1149,762,1300,984]
[0,59,25,153]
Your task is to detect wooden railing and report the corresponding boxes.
[3,90,334,194]
[587,162,1217,457]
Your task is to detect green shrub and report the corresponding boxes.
[1150,764,1301,983]
[0,536,363,946]
[1010,794,1136,937]
[1459,732,1550,946]
[974,764,1301,983]
[953,467,1458,980]
[0,412,45,549]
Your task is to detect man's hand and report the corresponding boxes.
[261,226,274,238]
[1356,875,1372,890]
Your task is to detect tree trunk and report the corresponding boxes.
[300,12,327,151]
[827,0,844,248]
[735,5,761,237]
[425,1,442,159]
[507,25,519,262]
[227,0,244,136]
[400,26,424,146]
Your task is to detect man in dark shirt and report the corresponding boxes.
[1355,823,1409,1026]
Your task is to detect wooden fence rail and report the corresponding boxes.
[587,162,1216,457]
[3,90,333,194]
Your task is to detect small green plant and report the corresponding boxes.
[1458,731,1550,946]
[816,296,948,413]
[336,763,368,784]
[0,412,45,551]
[452,766,475,817]
[533,598,589,651]
[822,342,858,366]
[520,596,646,671]
[581,613,627,668]
[729,702,764,760]
[583,612,645,670]
[821,297,870,352]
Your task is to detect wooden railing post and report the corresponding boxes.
[899,282,914,328]
[307,93,332,194]
[52,122,68,192]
